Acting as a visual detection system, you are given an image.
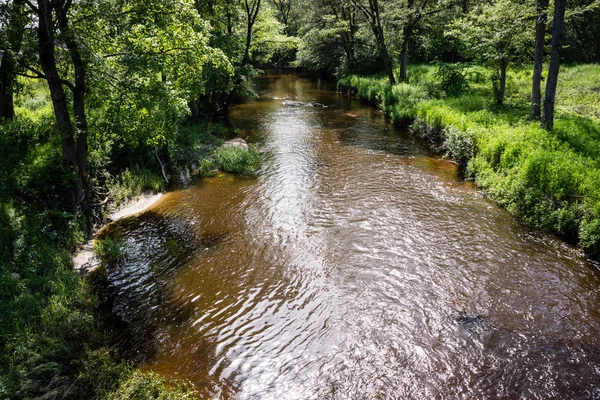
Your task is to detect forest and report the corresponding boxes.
[1,0,600,398]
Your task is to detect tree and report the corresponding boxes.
[242,0,262,65]
[352,0,396,84]
[541,0,567,130]
[529,0,550,120]
[87,0,223,160]
[392,0,462,82]
[0,0,26,121]
[23,0,90,206]
[269,0,296,34]
[447,0,533,105]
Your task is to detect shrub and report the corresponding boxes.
[94,237,125,265]
[108,370,197,400]
[444,126,475,169]
[435,63,469,96]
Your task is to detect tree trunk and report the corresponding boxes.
[242,27,252,66]
[497,58,507,105]
[57,5,89,206]
[372,0,395,85]
[241,0,261,66]
[541,0,567,130]
[529,0,549,121]
[0,0,26,121]
[37,0,85,206]
[340,6,357,73]
[399,27,410,82]
[0,52,16,121]
[352,0,395,84]
[380,45,396,85]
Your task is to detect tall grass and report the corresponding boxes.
[339,63,600,258]
[197,146,261,177]
[109,168,165,207]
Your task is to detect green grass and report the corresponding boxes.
[197,146,261,177]
[109,168,165,207]
[339,63,600,258]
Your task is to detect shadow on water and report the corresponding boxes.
[97,210,229,364]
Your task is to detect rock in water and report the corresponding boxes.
[223,138,249,150]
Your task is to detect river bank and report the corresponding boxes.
[338,64,600,262]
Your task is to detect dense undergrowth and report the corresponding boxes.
[0,80,260,399]
[338,64,600,259]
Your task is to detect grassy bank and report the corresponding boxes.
[338,64,600,259]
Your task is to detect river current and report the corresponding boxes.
[103,72,600,399]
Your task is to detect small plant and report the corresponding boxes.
[94,237,125,265]
[196,146,261,177]
[215,146,261,174]
[108,370,198,400]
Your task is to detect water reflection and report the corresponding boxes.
[103,72,600,399]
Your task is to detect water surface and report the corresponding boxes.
[104,72,600,399]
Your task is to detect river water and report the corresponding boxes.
[103,72,600,399]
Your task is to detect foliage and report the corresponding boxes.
[108,370,198,400]
[108,169,165,207]
[94,237,125,265]
[197,146,261,176]
[434,63,469,96]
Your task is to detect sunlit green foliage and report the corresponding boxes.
[197,146,261,177]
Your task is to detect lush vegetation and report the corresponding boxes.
[0,0,274,398]
[1,0,599,398]
[339,63,600,257]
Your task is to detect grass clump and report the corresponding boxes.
[94,237,125,265]
[339,63,600,260]
[197,146,261,177]
[108,168,165,207]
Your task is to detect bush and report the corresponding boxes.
[94,237,125,265]
[444,126,475,169]
[108,370,197,400]
[435,63,470,96]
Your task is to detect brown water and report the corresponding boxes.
[104,73,600,399]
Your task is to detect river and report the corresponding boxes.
[102,72,600,399]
